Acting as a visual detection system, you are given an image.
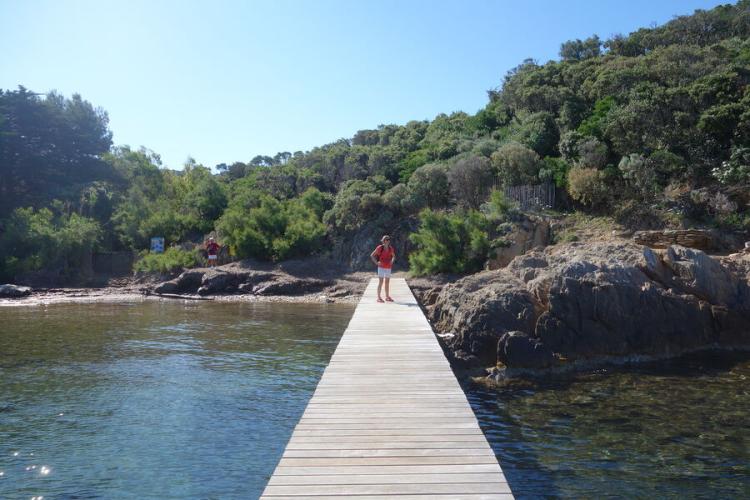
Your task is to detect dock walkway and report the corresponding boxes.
[261,278,513,499]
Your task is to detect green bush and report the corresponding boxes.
[490,142,541,186]
[712,147,750,184]
[482,190,517,221]
[567,167,610,207]
[407,163,450,210]
[133,247,202,274]
[513,111,559,157]
[0,207,102,281]
[218,194,326,261]
[398,149,431,183]
[539,157,571,188]
[409,208,490,276]
[323,178,389,232]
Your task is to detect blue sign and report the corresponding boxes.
[150,237,165,253]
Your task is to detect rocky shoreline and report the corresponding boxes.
[0,258,373,306]
[411,241,750,381]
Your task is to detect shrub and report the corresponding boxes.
[133,247,202,274]
[383,183,411,214]
[576,137,608,169]
[407,163,450,210]
[398,149,430,183]
[409,209,490,276]
[567,167,610,207]
[538,157,571,188]
[471,138,502,157]
[0,207,101,281]
[712,147,750,184]
[298,187,334,218]
[324,178,388,232]
[619,153,658,198]
[482,189,518,221]
[559,130,585,163]
[217,195,325,261]
[578,96,616,138]
[490,142,541,186]
[448,156,494,209]
[513,111,559,157]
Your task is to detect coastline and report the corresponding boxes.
[0,286,366,307]
[0,265,412,307]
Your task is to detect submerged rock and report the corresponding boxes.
[0,284,32,298]
[421,242,750,376]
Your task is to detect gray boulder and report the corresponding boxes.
[153,270,205,294]
[0,284,32,298]
[252,278,332,296]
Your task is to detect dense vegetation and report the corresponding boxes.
[1,1,749,281]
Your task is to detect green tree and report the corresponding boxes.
[409,208,490,275]
[0,207,101,281]
[448,156,494,209]
[491,142,541,186]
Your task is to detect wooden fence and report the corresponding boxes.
[499,180,556,210]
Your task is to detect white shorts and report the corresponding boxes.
[377,267,392,278]
[208,255,218,260]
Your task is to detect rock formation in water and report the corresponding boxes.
[412,242,750,378]
[0,284,32,298]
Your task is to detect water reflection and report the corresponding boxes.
[0,301,352,499]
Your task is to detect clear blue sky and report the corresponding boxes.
[0,0,729,169]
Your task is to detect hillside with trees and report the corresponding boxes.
[1,1,749,283]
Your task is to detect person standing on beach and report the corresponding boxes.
[370,235,395,303]
[206,237,220,267]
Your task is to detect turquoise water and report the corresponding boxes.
[2,301,748,499]
[466,352,750,499]
[0,301,353,499]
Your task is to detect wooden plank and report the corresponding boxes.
[268,472,505,485]
[273,464,505,475]
[260,278,513,499]
[278,455,500,466]
[282,448,498,458]
[264,495,513,500]
[262,482,511,496]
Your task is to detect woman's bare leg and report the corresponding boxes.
[384,277,391,299]
[377,277,384,300]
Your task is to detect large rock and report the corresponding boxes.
[198,270,277,295]
[252,278,331,296]
[423,242,750,375]
[497,331,556,369]
[152,270,205,294]
[0,284,32,298]
[486,216,550,270]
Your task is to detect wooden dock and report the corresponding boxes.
[261,278,513,499]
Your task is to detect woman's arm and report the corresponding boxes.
[370,248,380,266]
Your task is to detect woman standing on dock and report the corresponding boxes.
[370,235,395,303]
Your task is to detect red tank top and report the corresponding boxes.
[375,244,395,269]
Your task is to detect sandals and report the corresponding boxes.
[377,297,385,303]
[385,297,394,302]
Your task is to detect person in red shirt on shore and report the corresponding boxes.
[370,235,395,303]
[206,237,220,267]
